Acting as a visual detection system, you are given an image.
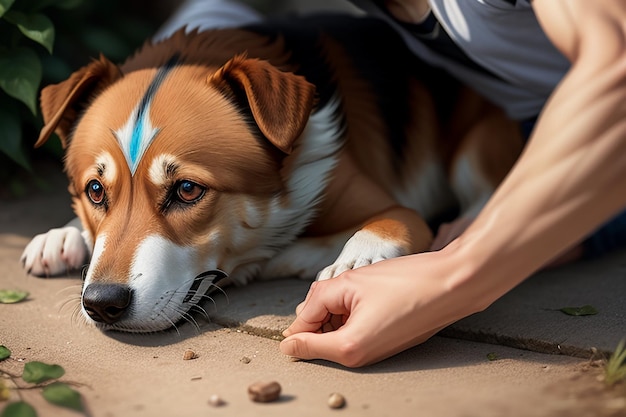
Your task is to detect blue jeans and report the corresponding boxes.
[520,117,626,258]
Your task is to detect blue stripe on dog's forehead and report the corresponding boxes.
[114,102,159,176]
[113,56,178,175]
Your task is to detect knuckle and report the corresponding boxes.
[336,337,367,368]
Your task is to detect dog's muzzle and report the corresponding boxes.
[82,270,228,326]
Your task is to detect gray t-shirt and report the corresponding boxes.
[349,0,571,120]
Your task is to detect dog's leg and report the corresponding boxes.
[261,204,432,281]
[259,230,355,280]
[432,98,523,251]
[21,217,90,277]
[316,206,432,281]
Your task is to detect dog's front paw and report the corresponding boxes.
[316,230,407,281]
[21,226,89,277]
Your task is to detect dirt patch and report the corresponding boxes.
[546,360,626,417]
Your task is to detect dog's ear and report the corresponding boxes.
[209,55,316,154]
[35,54,122,149]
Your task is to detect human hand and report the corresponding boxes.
[280,248,480,367]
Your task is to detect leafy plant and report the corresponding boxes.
[604,339,626,387]
[41,382,83,412]
[0,347,85,416]
[1,402,36,417]
[0,0,71,173]
[0,0,164,197]
[21,362,64,385]
[0,347,10,361]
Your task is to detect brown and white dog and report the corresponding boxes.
[21,15,522,332]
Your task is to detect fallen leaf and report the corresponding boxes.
[0,290,29,304]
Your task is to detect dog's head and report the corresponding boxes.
[36,53,317,332]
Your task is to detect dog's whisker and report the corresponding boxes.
[180,311,202,332]
[54,283,82,297]
[209,283,229,304]
[54,288,83,313]
[157,311,181,336]
[70,302,89,328]
[157,300,205,333]
[189,303,211,323]
[173,304,204,332]
[57,295,81,314]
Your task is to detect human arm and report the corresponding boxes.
[280,0,626,367]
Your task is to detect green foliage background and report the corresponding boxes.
[0,0,173,196]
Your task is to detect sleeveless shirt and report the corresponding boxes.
[349,0,571,120]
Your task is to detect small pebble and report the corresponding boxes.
[183,349,197,360]
[248,381,281,403]
[208,394,226,407]
[240,356,251,364]
[328,392,346,409]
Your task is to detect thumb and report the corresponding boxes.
[280,330,362,366]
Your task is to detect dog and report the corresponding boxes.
[21,15,523,333]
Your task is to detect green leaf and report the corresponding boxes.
[0,345,10,360]
[0,110,31,170]
[42,382,83,412]
[3,11,55,54]
[0,0,15,18]
[0,47,42,114]
[0,289,29,304]
[22,361,65,384]
[559,305,598,316]
[486,352,498,361]
[0,401,37,417]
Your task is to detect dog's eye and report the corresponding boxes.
[176,180,205,203]
[86,179,105,205]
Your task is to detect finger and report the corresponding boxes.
[321,313,346,333]
[294,300,306,316]
[281,323,446,367]
[282,279,351,337]
[280,331,359,366]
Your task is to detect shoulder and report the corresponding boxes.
[532,0,626,62]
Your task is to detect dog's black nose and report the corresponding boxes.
[82,284,132,324]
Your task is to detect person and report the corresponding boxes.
[278,0,626,367]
